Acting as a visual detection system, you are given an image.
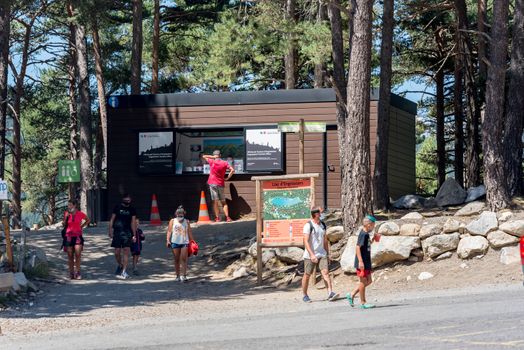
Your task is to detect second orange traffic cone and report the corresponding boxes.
[197,191,212,224]
[150,194,162,225]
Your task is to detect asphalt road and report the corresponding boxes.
[3,284,523,350]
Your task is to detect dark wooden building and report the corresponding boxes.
[107,88,416,221]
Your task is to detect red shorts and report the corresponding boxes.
[356,269,372,277]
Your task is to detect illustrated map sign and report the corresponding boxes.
[138,131,174,174]
[252,173,319,283]
[278,122,326,133]
[0,179,8,200]
[58,160,80,183]
[245,128,283,171]
[261,178,312,244]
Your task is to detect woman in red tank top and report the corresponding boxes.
[63,199,90,280]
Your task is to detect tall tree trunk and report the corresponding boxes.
[453,13,464,187]
[314,0,327,88]
[373,0,393,210]
[131,0,143,94]
[504,0,524,196]
[10,10,36,229]
[151,0,160,94]
[328,0,349,229]
[92,18,108,188]
[0,1,10,181]
[477,0,487,88]
[436,69,446,188]
[72,6,94,213]
[483,0,510,210]
[66,6,79,200]
[343,0,374,230]
[284,0,297,89]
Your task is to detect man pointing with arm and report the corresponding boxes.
[202,150,234,222]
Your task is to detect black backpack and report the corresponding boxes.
[309,220,326,235]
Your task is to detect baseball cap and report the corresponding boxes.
[366,214,377,223]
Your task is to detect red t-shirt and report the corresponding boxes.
[207,159,228,187]
[64,211,87,237]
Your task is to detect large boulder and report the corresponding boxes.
[323,210,343,227]
[377,222,400,236]
[498,211,514,223]
[499,246,521,265]
[400,223,421,236]
[340,236,359,273]
[435,178,467,207]
[423,197,438,209]
[325,226,345,243]
[275,247,304,264]
[419,224,442,239]
[499,220,524,237]
[14,272,28,289]
[340,236,420,273]
[454,201,485,217]
[465,211,498,236]
[0,272,16,291]
[422,232,461,258]
[487,230,520,248]
[457,236,489,259]
[401,212,424,220]
[443,218,461,233]
[248,243,276,264]
[465,185,486,203]
[392,195,425,209]
[371,236,421,268]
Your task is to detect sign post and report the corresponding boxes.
[252,173,319,284]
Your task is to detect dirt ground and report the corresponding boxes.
[0,219,522,338]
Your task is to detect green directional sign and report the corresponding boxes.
[58,160,81,183]
[278,121,326,133]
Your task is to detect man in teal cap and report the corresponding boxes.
[346,214,381,309]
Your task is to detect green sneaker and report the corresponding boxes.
[345,293,354,307]
[360,303,375,309]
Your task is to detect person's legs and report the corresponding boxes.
[358,276,368,304]
[74,244,82,278]
[301,273,310,296]
[221,200,231,221]
[122,247,130,273]
[213,200,220,221]
[180,247,188,277]
[320,269,332,293]
[172,248,181,277]
[115,248,122,267]
[66,246,74,277]
[133,254,139,270]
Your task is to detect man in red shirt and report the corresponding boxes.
[202,150,235,222]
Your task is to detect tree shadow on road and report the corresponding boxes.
[4,220,289,319]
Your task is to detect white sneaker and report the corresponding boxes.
[117,271,130,280]
[175,276,181,282]
[181,275,188,283]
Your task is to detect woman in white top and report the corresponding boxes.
[166,206,194,282]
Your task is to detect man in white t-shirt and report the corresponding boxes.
[301,207,338,303]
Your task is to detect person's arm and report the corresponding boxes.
[62,213,68,228]
[225,166,235,181]
[355,244,364,270]
[166,219,173,247]
[81,213,90,229]
[323,233,330,260]
[202,154,218,161]
[108,213,116,238]
[303,225,317,262]
[131,215,137,242]
[187,222,194,241]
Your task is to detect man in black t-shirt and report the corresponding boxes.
[346,215,380,309]
[109,194,137,280]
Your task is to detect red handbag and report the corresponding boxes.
[188,240,199,256]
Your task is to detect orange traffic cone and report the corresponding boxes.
[150,194,162,225]
[197,191,212,224]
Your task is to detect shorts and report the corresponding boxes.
[209,184,225,201]
[131,241,142,256]
[111,232,132,249]
[356,269,372,278]
[64,236,84,247]
[304,257,328,275]
[171,243,189,249]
